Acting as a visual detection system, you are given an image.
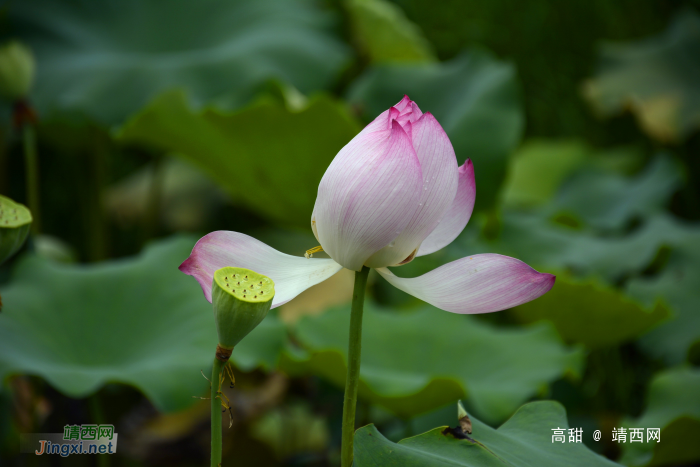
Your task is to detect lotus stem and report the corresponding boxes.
[211,355,226,467]
[340,265,370,467]
[22,124,40,235]
[88,394,109,467]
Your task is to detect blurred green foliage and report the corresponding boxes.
[9,0,349,125]
[583,10,700,143]
[344,0,436,63]
[619,367,700,467]
[0,0,699,465]
[117,89,361,227]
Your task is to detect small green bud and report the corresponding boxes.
[0,195,32,265]
[457,400,472,434]
[0,41,35,100]
[457,400,467,420]
[212,267,275,354]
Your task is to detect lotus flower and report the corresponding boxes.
[180,96,554,314]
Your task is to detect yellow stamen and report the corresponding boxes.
[305,245,324,259]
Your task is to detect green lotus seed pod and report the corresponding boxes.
[0,195,32,265]
[212,267,275,351]
[0,41,35,100]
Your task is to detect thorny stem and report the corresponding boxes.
[211,356,226,467]
[340,266,370,467]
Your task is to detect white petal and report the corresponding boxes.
[180,231,342,308]
[418,159,476,257]
[376,254,555,314]
[313,120,423,271]
[365,113,458,267]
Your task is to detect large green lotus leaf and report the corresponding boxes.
[0,236,288,412]
[583,9,700,142]
[417,211,684,288]
[627,221,700,364]
[347,49,523,210]
[501,140,589,208]
[490,212,681,282]
[407,212,677,349]
[500,140,644,208]
[282,304,583,422]
[117,91,361,227]
[354,401,620,466]
[9,0,349,125]
[468,211,700,352]
[344,0,436,63]
[510,277,668,350]
[619,367,700,467]
[546,155,682,231]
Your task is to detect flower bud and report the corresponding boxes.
[212,267,275,356]
[0,41,35,100]
[0,195,32,265]
[457,400,472,434]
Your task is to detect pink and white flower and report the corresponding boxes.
[180,96,554,314]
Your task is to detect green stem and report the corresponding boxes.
[144,154,164,241]
[87,129,108,261]
[340,266,370,467]
[88,394,109,467]
[22,124,40,235]
[211,357,225,467]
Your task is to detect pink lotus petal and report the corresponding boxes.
[394,94,413,112]
[313,119,423,271]
[417,159,476,257]
[365,113,458,267]
[376,254,555,314]
[179,231,342,308]
[357,95,422,135]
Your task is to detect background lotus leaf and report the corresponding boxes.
[500,140,644,208]
[627,224,700,364]
[282,303,583,422]
[545,155,682,231]
[117,91,361,227]
[619,367,700,467]
[8,0,349,124]
[354,401,620,466]
[510,277,668,349]
[344,0,436,63]
[0,236,288,412]
[583,9,700,142]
